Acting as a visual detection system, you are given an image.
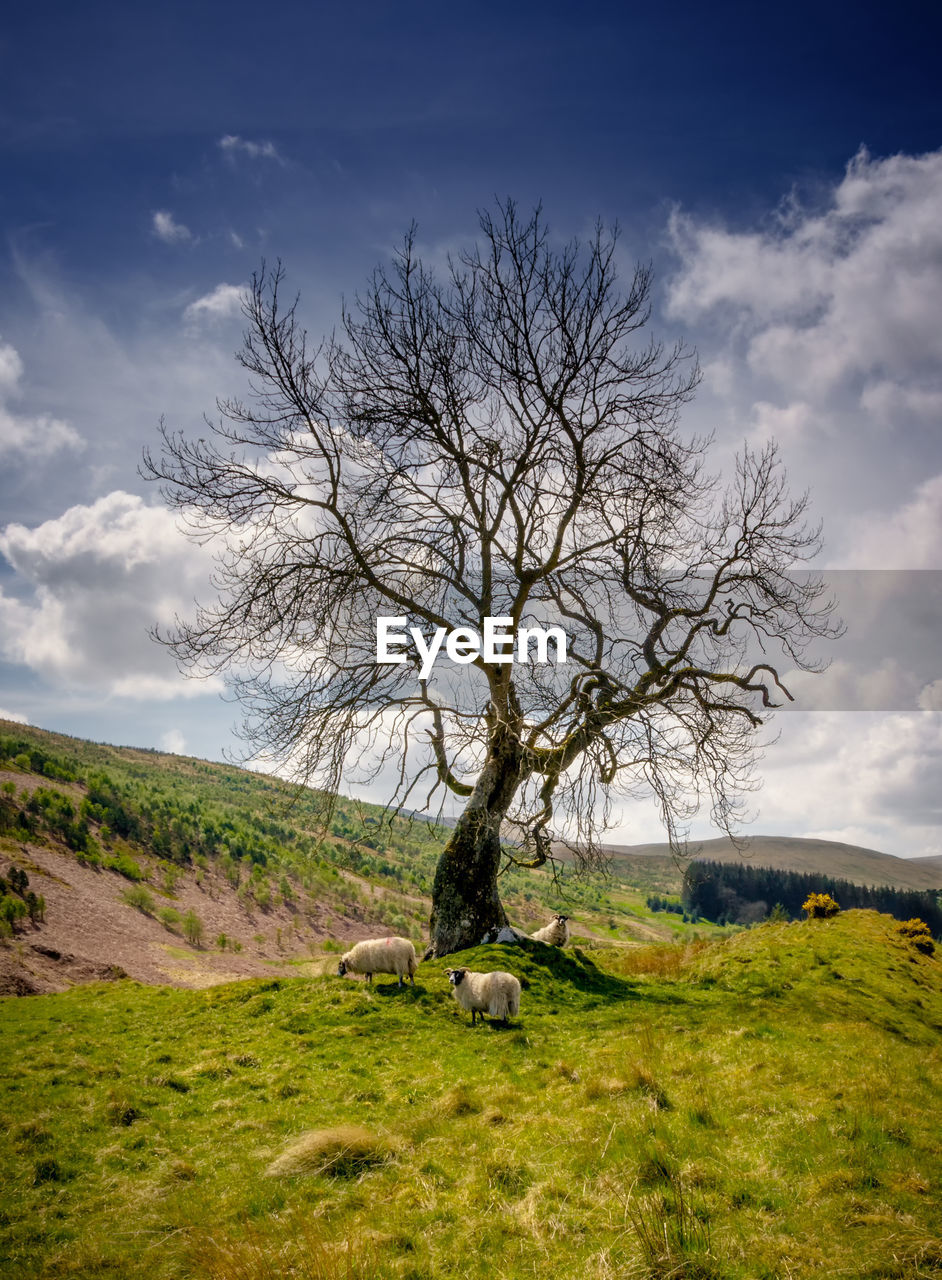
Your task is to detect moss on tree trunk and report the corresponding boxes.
[427,732,523,957]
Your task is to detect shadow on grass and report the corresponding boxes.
[436,938,640,1007]
[374,981,430,998]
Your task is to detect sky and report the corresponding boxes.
[1,0,941,857]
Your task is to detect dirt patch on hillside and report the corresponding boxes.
[0,841,413,996]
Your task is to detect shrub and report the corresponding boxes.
[1,895,27,934]
[182,910,204,947]
[802,892,840,919]
[104,852,145,881]
[122,885,156,914]
[897,918,936,955]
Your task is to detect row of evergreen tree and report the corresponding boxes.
[682,859,942,933]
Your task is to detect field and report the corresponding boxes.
[2,910,941,1279]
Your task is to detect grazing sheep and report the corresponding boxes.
[530,914,570,946]
[446,967,521,1026]
[338,936,417,987]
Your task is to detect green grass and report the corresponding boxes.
[2,910,941,1279]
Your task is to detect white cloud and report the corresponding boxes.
[755,710,942,856]
[747,399,815,448]
[0,339,24,391]
[842,474,942,570]
[0,491,222,699]
[160,728,187,754]
[183,283,247,325]
[666,146,942,569]
[219,134,283,163]
[668,147,942,398]
[0,406,84,460]
[152,210,192,244]
[917,679,942,712]
[0,337,84,460]
[0,707,29,724]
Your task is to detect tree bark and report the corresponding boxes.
[427,729,524,956]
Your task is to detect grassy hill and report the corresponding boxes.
[2,910,941,1278]
[1,720,726,994]
[600,834,942,893]
[909,853,942,878]
[2,719,940,998]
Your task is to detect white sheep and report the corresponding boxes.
[530,914,570,946]
[446,967,521,1026]
[337,936,417,987]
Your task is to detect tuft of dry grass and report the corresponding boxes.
[436,1083,482,1116]
[190,1217,382,1280]
[265,1125,394,1179]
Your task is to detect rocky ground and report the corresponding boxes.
[0,840,395,995]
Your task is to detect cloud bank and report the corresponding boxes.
[667,146,942,570]
[0,491,220,698]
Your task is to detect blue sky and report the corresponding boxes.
[2,1,941,856]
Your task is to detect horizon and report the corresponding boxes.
[5,712,942,870]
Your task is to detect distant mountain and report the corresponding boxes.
[906,853,942,876]
[600,834,942,893]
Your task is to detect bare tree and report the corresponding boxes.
[144,201,838,957]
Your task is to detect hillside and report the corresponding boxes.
[601,833,942,892]
[1,720,710,994]
[3,719,939,999]
[909,853,942,877]
[2,910,940,1279]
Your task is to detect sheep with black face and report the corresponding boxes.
[446,967,521,1025]
[531,914,570,946]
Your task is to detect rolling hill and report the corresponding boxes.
[2,718,939,999]
[600,833,942,892]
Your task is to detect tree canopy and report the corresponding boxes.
[144,201,838,955]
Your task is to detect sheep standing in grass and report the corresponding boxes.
[337,937,417,987]
[446,967,521,1026]
[531,914,570,946]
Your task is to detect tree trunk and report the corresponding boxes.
[427,731,524,957]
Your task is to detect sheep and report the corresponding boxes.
[446,967,521,1026]
[337,936,417,987]
[530,914,570,947]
